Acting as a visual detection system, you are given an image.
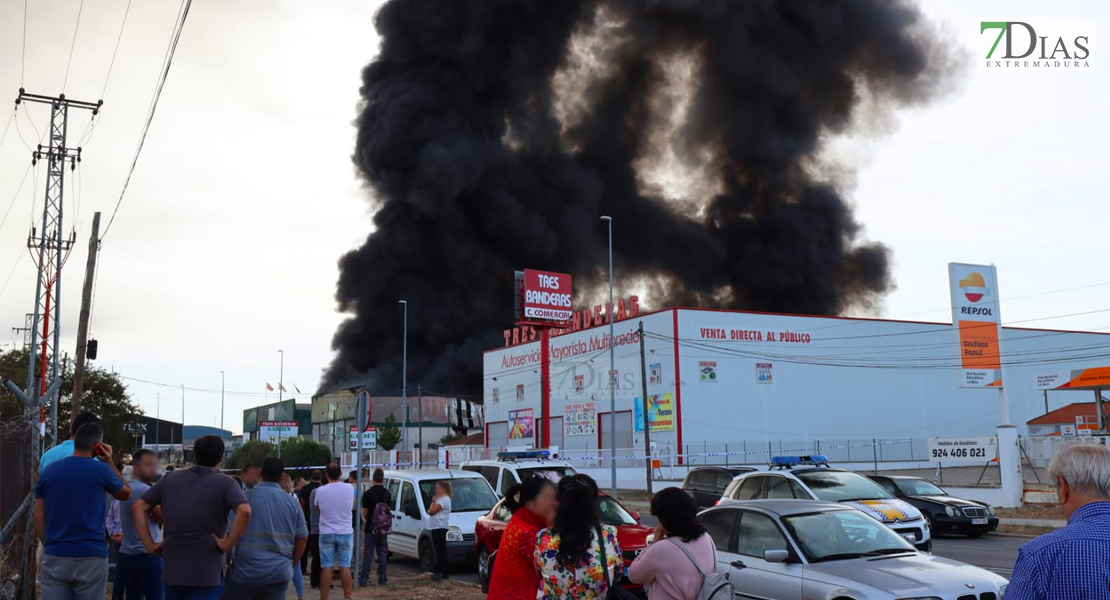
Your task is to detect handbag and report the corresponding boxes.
[595,525,638,600]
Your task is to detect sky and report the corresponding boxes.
[0,1,1106,434]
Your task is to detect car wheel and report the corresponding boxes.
[477,547,491,593]
[419,538,436,573]
[925,515,940,539]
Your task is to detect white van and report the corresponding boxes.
[381,469,499,570]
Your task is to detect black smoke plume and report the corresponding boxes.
[325,0,951,394]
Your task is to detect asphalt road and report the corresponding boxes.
[385,514,1024,587]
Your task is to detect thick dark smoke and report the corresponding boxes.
[324,0,950,394]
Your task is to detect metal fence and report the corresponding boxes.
[1023,435,1108,468]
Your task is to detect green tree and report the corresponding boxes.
[377,414,402,450]
[225,439,274,470]
[0,347,142,451]
[439,430,467,445]
[277,436,331,469]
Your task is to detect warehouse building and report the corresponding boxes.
[482,306,1109,459]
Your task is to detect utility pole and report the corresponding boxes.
[14,89,100,600]
[220,371,226,432]
[638,321,652,494]
[12,314,33,349]
[399,300,408,467]
[418,386,423,465]
[70,212,101,425]
[180,384,185,462]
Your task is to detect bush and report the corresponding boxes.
[278,436,331,469]
[224,440,273,470]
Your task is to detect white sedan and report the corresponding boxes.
[698,499,1007,600]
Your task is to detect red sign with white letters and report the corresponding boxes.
[522,269,573,321]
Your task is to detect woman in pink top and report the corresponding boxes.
[628,488,717,600]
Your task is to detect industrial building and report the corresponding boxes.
[482,306,1110,458]
[242,399,312,442]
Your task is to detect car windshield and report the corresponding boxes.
[418,478,499,513]
[796,471,894,502]
[597,496,638,526]
[895,479,946,496]
[783,510,914,563]
[517,466,577,483]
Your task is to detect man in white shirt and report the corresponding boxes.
[313,463,354,600]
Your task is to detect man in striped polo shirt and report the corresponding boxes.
[221,457,308,600]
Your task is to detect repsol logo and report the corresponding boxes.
[961,306,994,316]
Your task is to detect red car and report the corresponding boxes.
[475,492,652,592]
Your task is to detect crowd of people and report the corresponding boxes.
[31,411,1110,600]
[32,412,398,600]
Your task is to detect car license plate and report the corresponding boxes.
[623,566,629,578]
[971,518,988,525]
[900,533,916,543]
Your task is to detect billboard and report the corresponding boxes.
[949,263,1003,388]
[1035,366,1110,390]
[521,269,573,322]
[258,421,298,444]
[927,436,997,464]
[634,393,675,432]
[349,426,378,450]
[564,402,597,437]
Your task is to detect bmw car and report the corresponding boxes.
[868,475,999,537]
[720,456,932,551]
[700,500,1007,600]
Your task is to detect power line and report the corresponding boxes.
[102,0,192,239]
[0,110,14,148]
[61,0,86,94]
[99,0,134,99]
[0,248,26,300]
[0,163,33,235]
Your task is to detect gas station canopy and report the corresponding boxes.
[1035,366,1110,391]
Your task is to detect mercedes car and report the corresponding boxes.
[868,474,999,537]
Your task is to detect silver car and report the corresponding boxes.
[699,500,1007,600]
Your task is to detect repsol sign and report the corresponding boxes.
[960,306,994,317]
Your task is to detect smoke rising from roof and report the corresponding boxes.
[324,0,951,394]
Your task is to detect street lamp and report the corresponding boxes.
[180,384,185,463]
[278,350,285,458]
[220,371,225,433]
[601,215,617,497]
[399,300,408,467]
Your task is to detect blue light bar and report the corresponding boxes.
[770,455,829,467]
[496,450,550,460]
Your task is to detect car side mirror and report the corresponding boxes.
[630,511,640,522]
[763,549,789,563]
[403,502,420,519]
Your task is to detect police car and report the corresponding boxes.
[718,455,932,551]
[460,450,578,497]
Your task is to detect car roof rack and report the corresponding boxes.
[769,455,830,470]
[495,450,551,462]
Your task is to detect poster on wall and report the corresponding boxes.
[649,363,662,385]
[699,361,717,382]
[574,374,584,394]
[516,383,525,402]
[564,402,597,437]
[634,393,675,432]
[492,387,500,404]
[348,426,378,450]
[756,362,773,384]
[508,408,534,440]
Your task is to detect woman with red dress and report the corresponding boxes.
[486,474,558,600]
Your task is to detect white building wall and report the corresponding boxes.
[483,310,677,452]
[483,307,1110,454]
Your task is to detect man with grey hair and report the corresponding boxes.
[1007,443,1110,600]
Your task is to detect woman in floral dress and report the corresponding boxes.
[535,474,621,600]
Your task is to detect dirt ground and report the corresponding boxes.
[994,523,1058,537]
[349,573,484,600]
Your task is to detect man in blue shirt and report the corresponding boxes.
[118,449,164,600]
[221,457,307,600]
[35,422,130,600]
[39,412,100,474]
[1008,443,1110,600]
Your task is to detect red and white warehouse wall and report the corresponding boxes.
[482,307,1110,454]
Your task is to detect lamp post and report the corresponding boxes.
[180,384,185,463]
[399,300,408,467]
[220,371,225,433]
[156,392,160,455]
[278,350,284,458]
[601,215,617,497]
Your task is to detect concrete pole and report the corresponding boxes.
[638,321,652,494]
[220,371,225,433]
[70,212,101,429]
[400,300,408,467]
[181,384,185,463]
[601,215,617,497]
